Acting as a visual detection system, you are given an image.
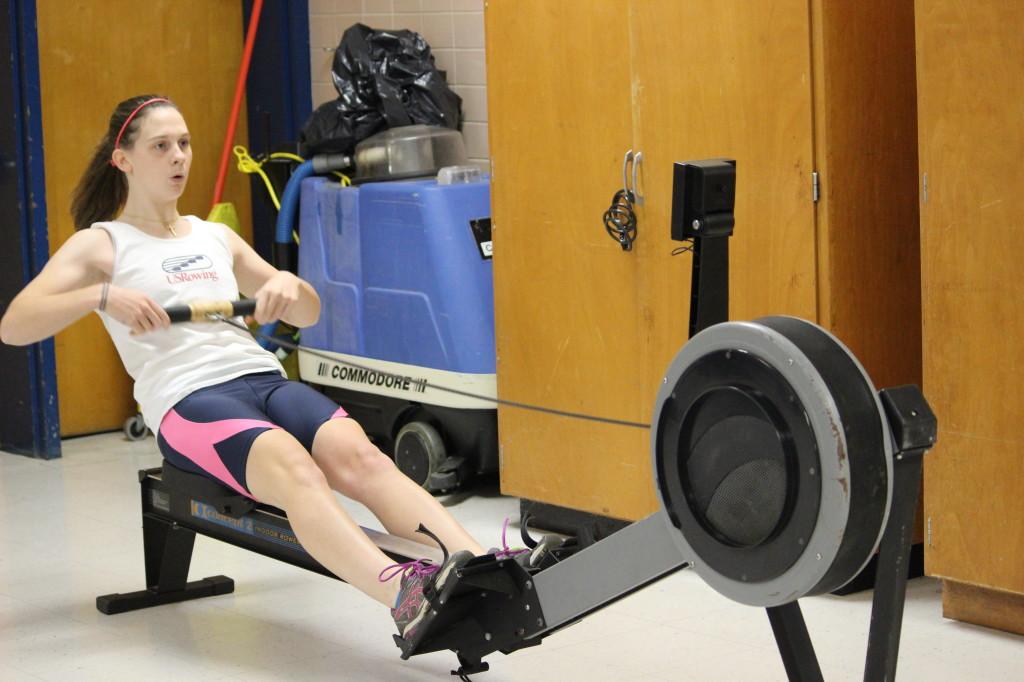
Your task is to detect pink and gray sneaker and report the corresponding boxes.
[379,526,473,641]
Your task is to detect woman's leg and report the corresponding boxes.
[309,417,486,556]
[244,428,401,607]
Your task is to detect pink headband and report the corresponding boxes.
[109,97,170,166]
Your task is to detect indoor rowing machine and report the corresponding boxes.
[96,161,936,682]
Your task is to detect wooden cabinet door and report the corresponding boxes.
[630,0,818,421]
[486,1,651,519]
[809,0,921,392]
[36,0,252,435]
[918,0,1024,597]
[623,0,818,518]
[489,0,818,520]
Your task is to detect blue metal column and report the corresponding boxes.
[0,0,61,458]
[242,0,311,262]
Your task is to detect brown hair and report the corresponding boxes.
[70,94,177,230]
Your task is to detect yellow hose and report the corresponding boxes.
[233,146,352,245]
[233,145,282,211]
[267,151,305,164]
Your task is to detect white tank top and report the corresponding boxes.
[93,216,284,432]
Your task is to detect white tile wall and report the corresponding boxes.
[308,0,489,164]
[420,12,455,48]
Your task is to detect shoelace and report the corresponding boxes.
[377,558,438,583]
[494,517,531,560]
[378,523,451,583]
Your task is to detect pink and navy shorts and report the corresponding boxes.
[157,372,348,499]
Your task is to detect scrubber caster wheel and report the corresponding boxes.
[123,414,149,441]
[395,421,447,491]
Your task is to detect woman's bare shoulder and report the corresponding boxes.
[55,227,115,276]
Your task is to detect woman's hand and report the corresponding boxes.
[222,226,320,327]
[104,285,171,335]
[253,271,302,325]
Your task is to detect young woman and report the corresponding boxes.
[0,94,492,641]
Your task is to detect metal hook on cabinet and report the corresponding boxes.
[622,149,635,201]
[606,148,639,252]
[632,151,644,205]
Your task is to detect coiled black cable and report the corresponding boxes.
[603,189,637,251]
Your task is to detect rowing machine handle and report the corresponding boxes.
[164,299,257,323]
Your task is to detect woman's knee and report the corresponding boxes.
[315,426,397,498]
[283,454,331,492]
[247,433,330,507]
[336,443,397,497]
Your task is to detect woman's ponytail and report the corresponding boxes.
[70,133,126,231]
[70,94,175,231]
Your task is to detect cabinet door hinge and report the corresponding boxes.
[812,171,820,203]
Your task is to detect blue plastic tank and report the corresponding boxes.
[297,175,497,490]
[298,176,494,374]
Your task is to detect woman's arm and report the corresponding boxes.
[0,229,170,345]
[221,226,321,328]
[1,230,109,346]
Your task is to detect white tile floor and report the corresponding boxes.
[2,433,1022,681]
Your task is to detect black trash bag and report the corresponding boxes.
[299,23,462,157]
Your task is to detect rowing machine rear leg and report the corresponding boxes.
[97,512,234,614]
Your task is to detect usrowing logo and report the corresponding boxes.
[162,254,220,284]
[162,255,212,273]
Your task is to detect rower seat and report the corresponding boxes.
[158,460,259,519]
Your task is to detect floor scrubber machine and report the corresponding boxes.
[294,125,497,492]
